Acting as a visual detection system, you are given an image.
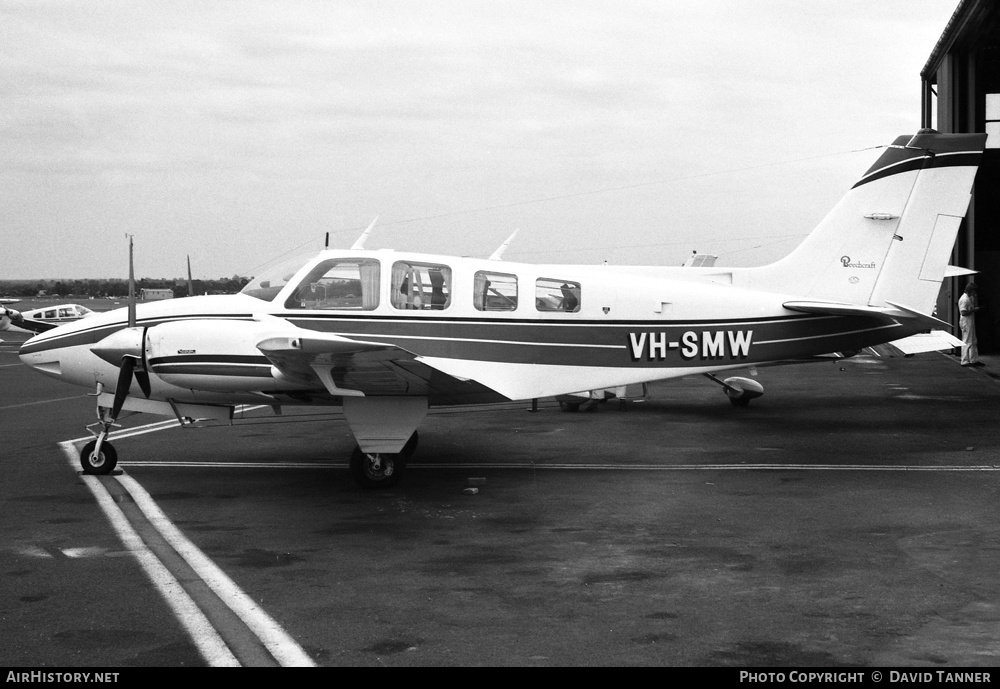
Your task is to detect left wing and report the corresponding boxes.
[256,330,505,404]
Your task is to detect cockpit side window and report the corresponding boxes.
[536,278,581,313]
[241,253,315,302]
[285,259,380,310]
[391,262,451,311]
[474,271,518,311]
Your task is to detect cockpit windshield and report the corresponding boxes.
[240,253,314,302]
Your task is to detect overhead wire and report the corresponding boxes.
[249,143,887,273]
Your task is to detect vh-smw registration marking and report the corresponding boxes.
[628,330,753,361]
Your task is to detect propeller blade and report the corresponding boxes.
[135,369,152,398]
[111,356,136,419]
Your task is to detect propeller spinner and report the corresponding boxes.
[91,326,152,408]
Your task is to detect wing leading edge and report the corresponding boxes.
[256,329,505,404]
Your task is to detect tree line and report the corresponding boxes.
[0,276,251,299]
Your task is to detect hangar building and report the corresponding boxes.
[922,0,1000,351]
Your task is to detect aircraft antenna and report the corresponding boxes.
[351,216,379,250]
[489,229,519,261]
[186,255,194,297]
[127,235,136,328]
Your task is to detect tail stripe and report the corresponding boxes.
[853,150,982,189]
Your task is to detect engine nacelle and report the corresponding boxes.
[144,319,301,393]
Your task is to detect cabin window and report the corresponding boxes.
[285,258,380,310]
[536,278,581,313]
[391,262,451,310]
[44,310,56,319]
[474,271,518,311]
[58,308,73,318]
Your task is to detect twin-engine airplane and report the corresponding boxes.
[2,303,95,333]
[18,129,985,488]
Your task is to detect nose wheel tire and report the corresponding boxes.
[80,439,118,474]
[350,447,405,489]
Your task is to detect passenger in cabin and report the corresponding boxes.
[398,276,414,309]
[560,283,579,312]
[429,269,447,309]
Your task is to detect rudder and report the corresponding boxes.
[742,130,986,315]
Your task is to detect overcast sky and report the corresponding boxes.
[1,0,961,280]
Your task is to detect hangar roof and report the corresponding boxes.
[922,0,1000,80]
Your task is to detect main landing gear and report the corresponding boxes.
[342,397,426,489]
[349,431,418,489]
[703,373,765,407]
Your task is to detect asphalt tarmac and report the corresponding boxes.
[2,326,999,667]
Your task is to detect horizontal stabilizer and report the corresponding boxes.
[944,265,977,278]
[883,330,964,355]
[883,301,950,330]
[783,300,891,319]
[783,299,949,329]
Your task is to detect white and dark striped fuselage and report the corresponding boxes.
[19,252,916,408]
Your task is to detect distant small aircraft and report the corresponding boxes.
[1,303,95,333]
[17,129,985,488]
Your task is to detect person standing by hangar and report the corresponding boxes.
[959,282,984,366]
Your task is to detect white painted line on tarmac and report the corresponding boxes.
[114,461,1000,472]
[105,418,185,440]
[114,473,316,667]
[121,461,346,468]
[0,395,86,410]
[64,404,271,443]
[62,437,315,666]
[59,442,240,667]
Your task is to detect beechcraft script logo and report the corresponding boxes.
[841,256,876,269]
[628,330,753,361]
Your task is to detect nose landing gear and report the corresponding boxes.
[80,404,121,475]
[80,436,118,474]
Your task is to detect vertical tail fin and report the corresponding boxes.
[744,130,986,314]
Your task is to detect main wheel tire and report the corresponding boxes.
[558,401,581,412]
[80,439,118,474]
[350,447,405,489]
